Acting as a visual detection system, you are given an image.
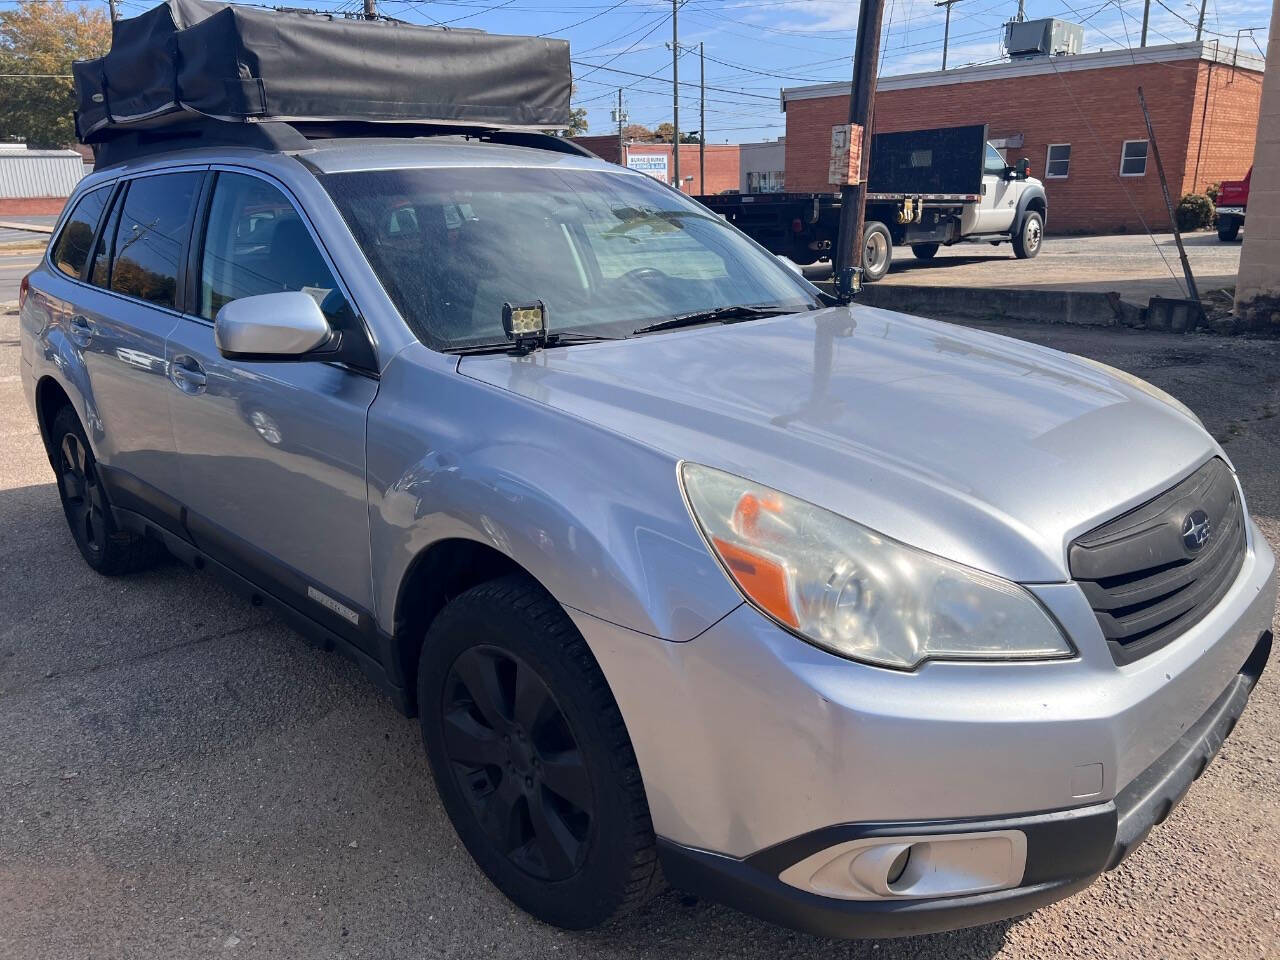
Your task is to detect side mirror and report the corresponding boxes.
[1017,157,1031,181]
[214,291,333,362]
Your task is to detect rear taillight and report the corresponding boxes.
[18,273,30,309]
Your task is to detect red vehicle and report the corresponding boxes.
[1216,167,1250,241]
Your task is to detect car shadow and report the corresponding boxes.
[585,890,1020,957]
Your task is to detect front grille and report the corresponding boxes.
[1069,458,1247,666]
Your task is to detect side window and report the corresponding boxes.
[199,172,353,329]
[1045,144,1071,179]
[108,172,202,309]
[983,144,1007,176]
[50,186,111,280]
[1120,140,1148,177]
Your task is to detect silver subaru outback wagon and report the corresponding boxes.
[20,132,1275,939]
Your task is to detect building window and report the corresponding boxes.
[1120,140,1148,177]
[1045,144,1071,179]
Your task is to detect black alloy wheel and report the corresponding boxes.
[49,405,162,575]
[441,644,593,881]
[418,574,662,929]
[57,428,109,562]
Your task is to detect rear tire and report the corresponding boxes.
[1013,210,1043,259]
[418,574,662,929]
[50,405,163,575]
[911,242,940,261]
[861,221,893,282]
[1217,218,1240,242]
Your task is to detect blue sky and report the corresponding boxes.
[87,0,1278,142]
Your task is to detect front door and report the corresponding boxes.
[976,143,1019,234]
[164,170,380,646]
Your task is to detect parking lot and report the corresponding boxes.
[3,261,1280,958]
[804,230,1244,305]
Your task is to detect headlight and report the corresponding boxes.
[680,463,1073,669]
[1071,355,1204,429]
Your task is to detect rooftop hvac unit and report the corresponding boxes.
[1004,18,1085,59]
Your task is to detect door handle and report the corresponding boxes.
[68,314,93,346]
[170,355,208,394]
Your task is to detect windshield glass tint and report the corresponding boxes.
[320,166,821,350]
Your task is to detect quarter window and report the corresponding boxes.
[50,186,111,280]
[1120,140,1148,177]
[1045,144,1071,179]
[106,173,202,309]
[198,172,352,328]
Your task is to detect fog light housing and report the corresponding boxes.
[777,830,1027,901]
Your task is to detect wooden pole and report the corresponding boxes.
[1138,86,1201,309]
[832,0,886,298]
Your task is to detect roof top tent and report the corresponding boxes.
[73,0,573,166]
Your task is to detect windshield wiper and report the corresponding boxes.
[447,332,619,356]
[631,304,799,336]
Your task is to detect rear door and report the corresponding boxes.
[52,171,203,527]
[976,143,1018,234]
[164,168,381,648]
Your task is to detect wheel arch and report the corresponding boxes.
[1014,187,1048,235]
[390,536,530,714]
[34,375,76,464]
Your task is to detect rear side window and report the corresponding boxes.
[105,172,201,310]
[51,186,111,280]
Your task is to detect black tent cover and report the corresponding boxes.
[73,0,571,143]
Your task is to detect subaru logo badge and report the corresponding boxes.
[1182,510,1211,552]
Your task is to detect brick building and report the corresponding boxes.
[570,136,741,195]
[781,41,1265,233]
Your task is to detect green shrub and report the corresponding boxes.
[1175,193,1215,232]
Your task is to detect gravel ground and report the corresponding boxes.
[1,300,1278,960]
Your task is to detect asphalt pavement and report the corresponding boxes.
[803,230,1244,305]
[2,302,1279,959]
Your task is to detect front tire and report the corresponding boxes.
[1217,217,1240,242]
[1013,210,1043,259]
[50,405,162,575]
[861,220,893,282]
[418,574,662,929]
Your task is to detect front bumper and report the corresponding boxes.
[656,630,1270,938]
[571,517,1276,937]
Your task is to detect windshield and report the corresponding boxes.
[320,165,822,351]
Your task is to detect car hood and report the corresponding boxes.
[459,305,1221,581]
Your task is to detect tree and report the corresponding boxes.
[622,123,653,141]
[0,0,110,148]
[652,122,699,144]
[549,84,588,138]
[565,103,588,137]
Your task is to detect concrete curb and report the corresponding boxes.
[852,283,1134,326]
[0,220,54,235]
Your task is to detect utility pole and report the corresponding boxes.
[613,89,626,166]
[699,41,705,194]
[671,0,680,190]
[1140,0,1150,46]
[1195,0,1207,40]
[832,0,887,298]
[935,0,960,70]
[107,0,118,21]
[363,0,376,18]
